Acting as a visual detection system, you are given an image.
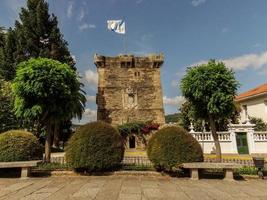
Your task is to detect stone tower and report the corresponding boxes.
[94,54,165,125]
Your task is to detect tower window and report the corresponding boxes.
[127,62,131,68]
[121,61,132,68]
[134,72,140,77]
[121,62,126,68]
[153,62,158,68]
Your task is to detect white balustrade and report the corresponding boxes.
[191,132,231,142]
[189,123,267,154]
[254,132,267,141]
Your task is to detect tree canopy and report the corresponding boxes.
[0,0,75,80]
[181,60,239,121]
[0,77,19,133]
[180,60,239,161]
[249,117,267,131]
[12,58,86,161]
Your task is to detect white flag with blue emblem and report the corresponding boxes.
[107,20,125,34]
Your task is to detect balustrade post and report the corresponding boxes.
[189,122,195,133]
[247,126,256,154]
[228,126,238,154]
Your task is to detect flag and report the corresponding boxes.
[107,20,125,34]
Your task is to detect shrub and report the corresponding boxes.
[65,121,124,171]
[147,126,203,171]
[0,130,43,162]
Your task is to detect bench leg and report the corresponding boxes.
[190,169,199,180]
[224,169,234,181]
[21,167,30,179]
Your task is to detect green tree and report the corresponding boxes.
[181,60,239,161]
[1,28,17,80]
[249,117,267,131]
[0,27,6,78]
[179,101,203,131]
[12,58,86,162]
[0,0,75,80]
[0,77,19,132]
[179,100,240,132]
[165,113,181,124]
[0,26,5,47]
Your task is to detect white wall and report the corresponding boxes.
[239,95,267,122]
[199,141,237,154]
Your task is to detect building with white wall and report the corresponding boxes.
[236,83,267,123]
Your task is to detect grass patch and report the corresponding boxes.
[237,166,267,175]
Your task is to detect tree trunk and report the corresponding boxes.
[53,123,60,148]
[44,123,52,163]
[209,115,222,162]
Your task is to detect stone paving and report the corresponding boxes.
[0,176,267,200]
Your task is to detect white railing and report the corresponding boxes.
[191,132,231,142]
[254,132,267,141]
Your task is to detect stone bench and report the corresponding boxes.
[0,160,42,178]
[181,162,242,180]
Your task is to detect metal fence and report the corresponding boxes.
[49,154,261,167]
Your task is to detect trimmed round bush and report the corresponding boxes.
[147,126,203,171]
[0,130,43,162]
[65,121,124,171]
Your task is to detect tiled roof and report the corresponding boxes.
[236,83,267,101]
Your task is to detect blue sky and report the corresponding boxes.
[1,0,267,123]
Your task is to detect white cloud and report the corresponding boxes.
[253,43,262,48]
[85,69,98,87]
[163,96,185,107]
[71,54,76,63]
[191,0,207,7]
[171,80,178,87]
[67,1,74,18]
[73,108,97,124]
[88,24,96,29]
[78,8,85,21]
[191,51,267,71]
[222,27,229,33]
[87,95,96,103]
[84,108,97,121]
[79,23,89,31]
[141,33,153,42]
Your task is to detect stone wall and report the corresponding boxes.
[94,54,165,125]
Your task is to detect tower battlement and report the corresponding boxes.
[94,54,164,69]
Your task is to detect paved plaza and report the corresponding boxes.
[0,176,267,200]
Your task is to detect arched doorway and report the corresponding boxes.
[129,136,136,149]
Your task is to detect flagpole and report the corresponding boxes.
[123,17,127,54]
[123,33,127,54]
